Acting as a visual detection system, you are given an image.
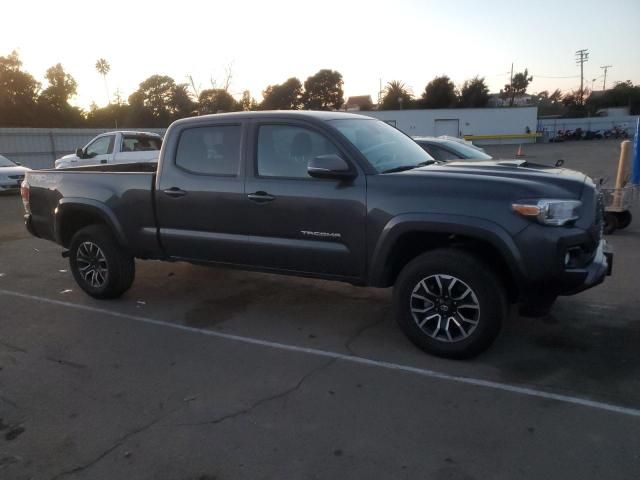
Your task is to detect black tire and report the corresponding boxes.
[393,249,507,359]
[615,211,632,230]
[603,212,618,235]
[69,225,135,299]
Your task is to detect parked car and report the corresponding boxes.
[54,131,163,169]
[0,154,30,193]
[22,111,611,359]
[413,136,492,161]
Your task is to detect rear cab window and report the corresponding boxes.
[175,125,241,176]
[122,135,162,152]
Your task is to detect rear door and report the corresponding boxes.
[243,120,367,280]
[155,121,248,263]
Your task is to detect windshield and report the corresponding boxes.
[328,119,434,173]
[0,155,16,167]
[447,141,492,160]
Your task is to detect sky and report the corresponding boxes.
[2,0,639,109]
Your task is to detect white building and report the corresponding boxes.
[356,107,538,144]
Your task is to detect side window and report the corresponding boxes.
[122,135,162,152]
[428,145,460,161]
[86,136,114,157]
[257,125,340,178]
[175,125,241,175]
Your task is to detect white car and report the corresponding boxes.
[0,155,30,193]
[54,131,162,169]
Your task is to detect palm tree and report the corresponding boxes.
[95,58,111,104]
[380,80,413,110]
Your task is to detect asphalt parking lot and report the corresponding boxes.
[1,140,639,479]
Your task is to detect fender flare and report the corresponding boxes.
[368,213,527,288]
[54,198,128,247]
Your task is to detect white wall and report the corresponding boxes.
[355,107,538,144]
[538,116,638,138]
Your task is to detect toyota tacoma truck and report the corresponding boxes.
[54,131,162,169]
[21,111,612,358]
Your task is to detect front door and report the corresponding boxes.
[155,122,248,264]
[80,134,115,166]
[243,121,367,280]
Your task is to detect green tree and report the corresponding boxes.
[0,50,40,126]
[171,83,196,118]
[379,80,413,110]
[239,90,258,111]
[95,58,111,104]
[39,63,78,110]
[420,76,457,108]
[501,69,533,107]
[586,81,640,115]
[562,88,589,117]
[459,76,489,108]
[259,77,303,110]
[198,88,238,114]
[302,69,344,110]
[535,89,565,116]
[128,75,194,126]
[38,63,84,127]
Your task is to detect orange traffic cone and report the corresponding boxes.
[516,145,525,157]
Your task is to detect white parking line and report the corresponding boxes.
[2,287,639,419]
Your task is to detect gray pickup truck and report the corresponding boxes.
[22,111,612,358]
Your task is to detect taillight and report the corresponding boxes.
[21,180,30,213]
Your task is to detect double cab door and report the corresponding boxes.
[155,117,367,281]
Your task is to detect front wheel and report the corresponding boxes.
[393,249,507,359]
[69,225,135,299]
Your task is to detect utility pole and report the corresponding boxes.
[600,65,612,90]
[508,62,514,106]
[575,49,589,104]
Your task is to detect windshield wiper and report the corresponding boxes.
[381,160,437,174]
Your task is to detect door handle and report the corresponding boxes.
[163,187,187,198]
[247,191,275,203]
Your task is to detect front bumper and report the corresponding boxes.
[559,239,612,295]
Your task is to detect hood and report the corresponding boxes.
[59,153,78,160]
[407,159,588,198]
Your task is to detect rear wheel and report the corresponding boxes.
[69,225,135,299]
[393,249,507,359]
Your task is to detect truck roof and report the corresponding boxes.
[106,131,162,137]
[171,110,371,127]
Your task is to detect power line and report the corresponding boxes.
[534,74,580,79]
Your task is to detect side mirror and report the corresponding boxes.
[14,161,21,166]
[308,154,355,180]
[75,147,84,158]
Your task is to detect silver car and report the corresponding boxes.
[0,155,30,193]
[413,136,492,161]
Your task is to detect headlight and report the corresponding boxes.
[512,199,581,226]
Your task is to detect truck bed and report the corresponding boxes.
[26,163,162,257]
